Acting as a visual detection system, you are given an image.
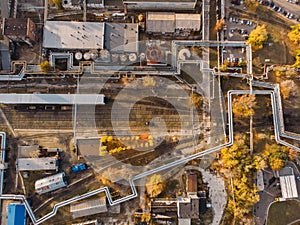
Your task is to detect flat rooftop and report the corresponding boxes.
[104,23,139,52]
[0,94,105,105]
[43,21,104,49]
[17,157,57,171]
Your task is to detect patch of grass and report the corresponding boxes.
[267,200,300,225]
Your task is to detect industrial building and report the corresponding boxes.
[104,23,139,53]
[7,203,26,225]
[35,172,67,194]
[43,21,105,50]
[70,197,107,218]
[123,0,197,10]
[16,157,57,171]
[62,0,104,9]
[146,12,201,33]
[278,167,299,199]
[2,18,37,45]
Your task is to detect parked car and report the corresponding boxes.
[71,163,87,172]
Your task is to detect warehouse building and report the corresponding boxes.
[35,172,67,194]
[70,197,107,218]
[123,0,197,10]
[43,21,105,50]
[7,203,26,225]
[146,12,201,33]
[16,157,57,171]
[2,18,37,45]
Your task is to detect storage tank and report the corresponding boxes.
[75,52,82,60]
[83,52,91,60]
[120,54,127,62]
[129,53,137,62]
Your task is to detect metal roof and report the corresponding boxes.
[7,203,26,225]
[70,198,107,218]
[43,21,105,49]
[175,14,201,30]
[35,172,67,194]
[0,94,105,105]
[17,157,57,171]
[279,175,298,199]
[146,12,175,33]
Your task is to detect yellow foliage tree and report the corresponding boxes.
[215,19,226,32]
[141,212,151,222]
[246,25,268,51]
[53,0,62,9]
[263,144,289,171]
[232,94,256,117]
[293,50,300,69]
[40,61,51,73]
[288,24,300,46]
[143,75,156,87]
[280,80,299,99]
[244,0,259,10]
[146,174,165,198]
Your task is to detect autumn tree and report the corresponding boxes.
[40,61,51,73]
[293,50,300,69]
[53,0,63,9]
[232,94,256,117]
[246,25,268,51]
[280,80,299,99]
[143,75,156,87]
[220,135,260,222]
[215,19,226,32]
[146,174,165,197]
[244,0,259,11]
[288,24,300,46]
[263,144,289,171]
[191,93,203,110]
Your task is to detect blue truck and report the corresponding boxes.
[71,163,87,172]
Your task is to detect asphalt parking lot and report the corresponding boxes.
[254,168,282,225]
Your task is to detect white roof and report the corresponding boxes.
[279,175,298,199]
[70,198,107,218]
[43,21,104,49]
[0,94,105,105]
[35,172,67,193]
[17,157,57,171]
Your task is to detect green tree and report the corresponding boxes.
[288,24,300,45]
[232,94,256,117]
[246,25,268,51]
[146,174,165,197]
[40,61,51,73]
